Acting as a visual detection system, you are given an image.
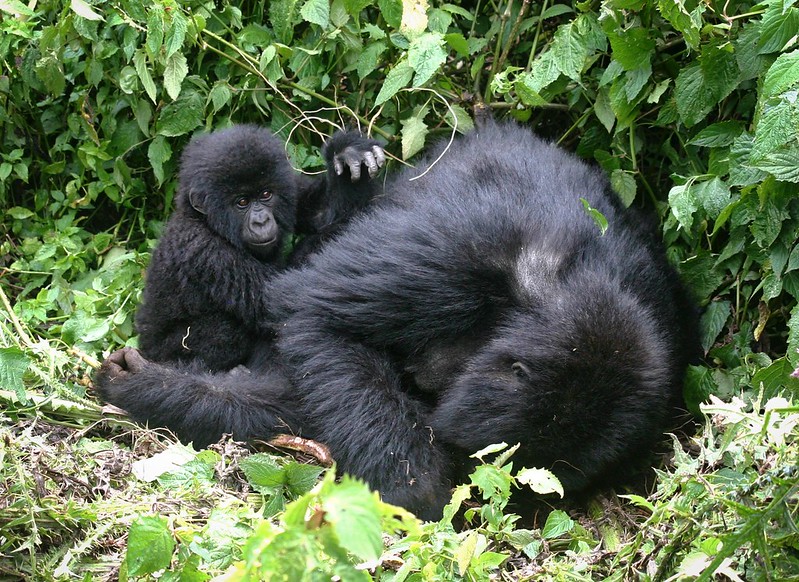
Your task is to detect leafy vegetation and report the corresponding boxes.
[1,0,798,579]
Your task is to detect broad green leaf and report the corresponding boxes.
[751,358,799,399]
[699,43,740,105]
[700,300,731,353]
[610,170,637,207]
[343,0,372,17]
[688,121,745,147]
[668,183,698,230]
[378,0,402,28]
[444,103,475,133]
[455,531,479,575]
[755,147,799,183]
[35,55,65,96]
[408,32,447,87]
[758,3,799,54]
[322,477,383,561]
[133,50,157,104]
[580,197,609,234]
[240,453,286,490]
[692,177,731,219]
[551,21,587,80]
[752,100,794,160]
[401,113,428,160]
[148,135,172,186]
[445,32,469,56]
[270,0,300,44]
[156,92,203,137]
[356,41,387,81]
[0,347,30,400]
[542,510,574,539]
[516,75,547,107]
[164,10,188,59]
[594,88,615,132]
[517,467,564,497]
[284,462,324,496]
[527,50,561,92]
[608,27,654,71]
[674,65,714,128]
[375,60,413,106]
[208,83,232,113]
[624,65,651,101]
[301,0,330,27]
[657,0,701,50]
[0,0,34,16]
[750,196,789,248]
[146,5,165,55]
[125,516,174,576]
[70,0,103,21]
[163,52,187,100]
[762,49,799,97]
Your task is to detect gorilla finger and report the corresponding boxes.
[347,156,362,181]
[334,156,345,176]
[372,145,386,168]
[362,151,379,178]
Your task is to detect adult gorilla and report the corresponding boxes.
[96,120,697,520]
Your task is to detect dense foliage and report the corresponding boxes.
[1,0,798,579]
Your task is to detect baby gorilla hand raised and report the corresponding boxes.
[332,142,385,181]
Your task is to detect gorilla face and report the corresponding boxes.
[234,190,282,260]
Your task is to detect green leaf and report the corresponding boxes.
[688,121,745,147]
[208,83,231,113]
[0,347,31,400]
[527,51,561,92]
[125,516,175,576]
[133,50,157,104]
[608,27,654,71]
[146,5,165,55]
[754,146,799,183]
[70,0,104,21]
[516,75,547,107]
[375,60,413,106]
[692,177,731,219]
[758,3,799,55]
[356,41,387,81]
[551,21,587,80]
[445,32,469,56]
[580,197,609,235]
[148,136,172,186]
[164,10,188,59]
[674,65,714,128]
[301,0,330,27]
[699,300,731,353]
[0,0,34,16]
[156,92,203,137]
[163,52,187,100]
[751,358,799,399]
[541,510,574,539]
[35,55,65,96]
[788,303,799,367]
[322,476,382,561]
[610,170,637,207]
[285,463,324,496]
[240,454,285,490]
[762,48,799,97]
[657,0,701,50]
[408,32,447,87]
[516,467,564,497]
[669,183,698,230]
[270,0,300,44]
[343,0,372,17]
[401,113,428,160]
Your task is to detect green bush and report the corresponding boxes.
[1,0,798,579]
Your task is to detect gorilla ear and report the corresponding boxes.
[188,189,208,215]
[511,361,533,380]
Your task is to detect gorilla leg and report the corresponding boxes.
[95,348,299,448]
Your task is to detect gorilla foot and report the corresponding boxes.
[100,346,148,381]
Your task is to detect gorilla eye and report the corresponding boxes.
[512,361,532,380]
[261,191,273,202]
[235,197,249,209]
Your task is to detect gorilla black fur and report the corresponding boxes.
[96,120,697,520]
[134,124,383,371]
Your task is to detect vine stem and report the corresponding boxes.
[0,281,34,348]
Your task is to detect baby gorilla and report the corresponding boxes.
[135,125,384,371]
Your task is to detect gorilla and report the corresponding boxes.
[134,125,384,371]
[96,120,698,520]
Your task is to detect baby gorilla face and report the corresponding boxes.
[236,191,281,260]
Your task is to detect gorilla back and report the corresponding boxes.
[270,120,697,517]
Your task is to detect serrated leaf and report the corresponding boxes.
[674,65,714,128]
[343,0,372,16]
[517,467,564,497]
[163,52,187,100]
[401,114,428,160]
[541,510,574,539]
[125,516,174,576]
[146,6,165,55]
[322,477,382,561]
[692,177,731,219]
[657,0,700,50]
[148,136,172,186]
[551,21,587,80]
[594,88,615,133]
[70,0,104,21]
[758,4,799,55]
[0,0,34,16]
[356,41,387,81]
[156,92,203,137]
[516,74,547,107]
[610,170,637,207]
[408,32,447,87]
[270,0,300,44]
[133,50,157,104]
[669,183,698,230]
[608,27,654,71]
[444,103,475,133]
[688,121,744,147]
[301,0,329,27]
[528,50,561,92]
[754,146,799,183]
[285,462,324,496]
[762,48,799,97]
[164,10,188,59]
[0,347,30,400]
[699,300,731,353]
[378,0,402,28]
[240,454,285,490]
[375,60,413,106]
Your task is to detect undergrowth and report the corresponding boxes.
[1,0,799,579]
